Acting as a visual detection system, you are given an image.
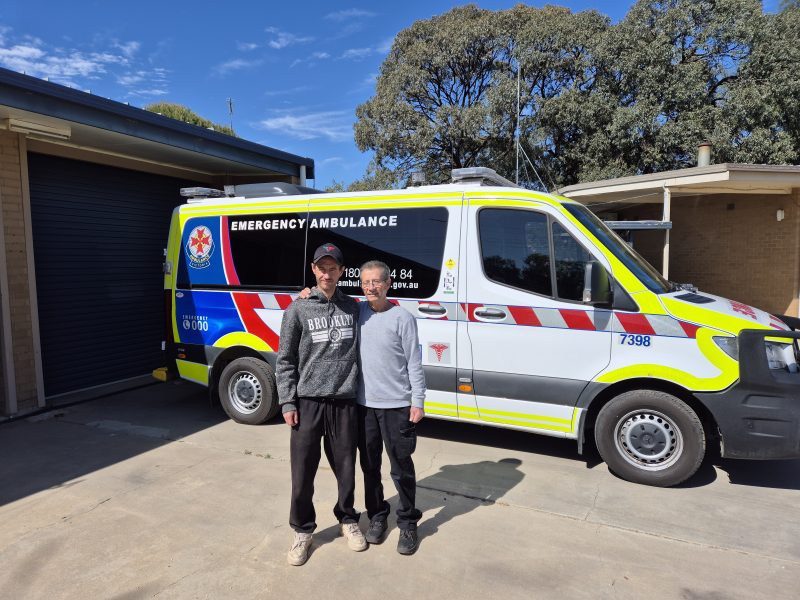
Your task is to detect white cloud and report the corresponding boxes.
[256,109,353,142]
[265,26,313,49]
[0,43,126,79]
[117,72,145,86]
[290,51,330,68]
[237,41,259,51]
[340,47,373,60]
[263,85,312,97]
[0,27,167,95]
[128,88,168,97]
[320,156,344,166]
[0,31,170,97]
[114,41,140,58]
[325,9,376,21]
[214,58,262,74]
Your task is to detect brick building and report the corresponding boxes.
[0,68,314,418]
[559,164,800,318]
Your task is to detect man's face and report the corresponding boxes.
[311,256,344,294]
[360,267,390,304]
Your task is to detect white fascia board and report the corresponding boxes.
[563,171,732,198]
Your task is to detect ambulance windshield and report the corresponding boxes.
[563,203,671,294]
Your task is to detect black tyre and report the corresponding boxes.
[594,390,705,487]
[217,357,279,425]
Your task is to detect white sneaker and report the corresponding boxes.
[287,532,312,566]
[340,522,367,551]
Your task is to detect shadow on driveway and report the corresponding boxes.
[414,416,800,491]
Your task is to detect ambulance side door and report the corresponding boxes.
[463,200,613,436]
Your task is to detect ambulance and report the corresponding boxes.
[162,167,800,486]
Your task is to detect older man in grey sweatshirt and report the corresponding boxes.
[357,259,426,555]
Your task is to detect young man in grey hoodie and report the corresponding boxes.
[276,243,366,566]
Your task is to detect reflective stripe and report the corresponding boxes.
[241,292,700,339]
[424,401,579,433]
[176,359,209,386]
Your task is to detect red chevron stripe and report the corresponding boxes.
[678,321,700,338]
[559,309,596,331]
[232,292,280,350]
[274,294,294,310]
[508,306,542,327]
[616,312,657,335]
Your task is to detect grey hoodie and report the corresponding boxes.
[276,287,359,413]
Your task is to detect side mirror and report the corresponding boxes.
[583,261,612,306]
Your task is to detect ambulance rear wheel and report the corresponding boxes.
[218,357,279,425]
[595,390,705,487]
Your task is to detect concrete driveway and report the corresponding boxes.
[1,380,799,599]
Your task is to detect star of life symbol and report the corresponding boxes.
[185,226,214,269]
[429,342,450,363]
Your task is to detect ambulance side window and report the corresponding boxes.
[552,221,593,302]
[479,209,553,296]
[306,207,448,298]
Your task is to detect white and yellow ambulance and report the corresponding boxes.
[163,168,800,486]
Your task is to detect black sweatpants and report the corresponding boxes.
[358,404,422,531]
[290,397,359,534]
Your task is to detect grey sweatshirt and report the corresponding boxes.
[276,287,359,413]
[356,302,426,409]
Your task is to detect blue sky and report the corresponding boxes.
[0,1,781,188]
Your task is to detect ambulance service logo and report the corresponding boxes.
[185,226,214,269]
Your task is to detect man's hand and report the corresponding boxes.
[409,407,424,423]
[297,287,312,299]
[284,410,298,426]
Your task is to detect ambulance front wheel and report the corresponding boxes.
[594,390,706,487]
[218,357,280,425]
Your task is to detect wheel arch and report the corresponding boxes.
[579,378,720,455]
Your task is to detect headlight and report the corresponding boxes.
[765,341,798,372]
[712,336,739,360]
[713,336,799,372]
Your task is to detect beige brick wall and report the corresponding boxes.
[609,191,800,317]
[0,131,38,414]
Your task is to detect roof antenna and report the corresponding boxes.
[516,63,521,185]
[227,97,235,135]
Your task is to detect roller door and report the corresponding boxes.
[28,153,196,397]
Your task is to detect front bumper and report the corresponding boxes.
[696,328,800,460]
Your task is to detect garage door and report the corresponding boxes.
[28,153,197,397]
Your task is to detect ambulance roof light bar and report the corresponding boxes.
[451,167,519,188]
[180,187,227,201]
[180,182,323,203]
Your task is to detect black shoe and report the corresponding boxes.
[397,529,418,555]
[365,519,387,544]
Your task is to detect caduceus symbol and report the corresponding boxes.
[430,343,449,362]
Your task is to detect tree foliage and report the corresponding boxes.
[144,102,237,137]
[354,1,799,190]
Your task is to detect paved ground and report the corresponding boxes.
[1,380,799,599]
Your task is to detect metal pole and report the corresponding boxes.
[516,64,520,185]
[662,186,671,279]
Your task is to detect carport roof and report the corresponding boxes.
[0,67,314,180]
[558,163,800,205]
